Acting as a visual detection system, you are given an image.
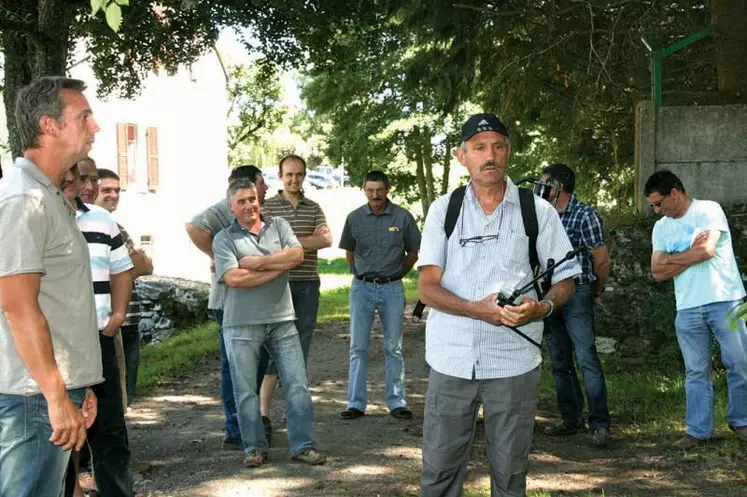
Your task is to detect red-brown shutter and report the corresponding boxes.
[146,127,159,192]
[116,123,129,189]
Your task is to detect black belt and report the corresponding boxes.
[356,275,403,284]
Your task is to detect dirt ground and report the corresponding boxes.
[127,314,747,497]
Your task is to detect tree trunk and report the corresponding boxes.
[440,137,451,195]
[1,0,75,174]
[421,128,436,207]
[411,127,429,215]
[712,0,747,101]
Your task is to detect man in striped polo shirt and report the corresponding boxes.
[259,155,332,438]
[68,158,134,497]
[95,168,153,407]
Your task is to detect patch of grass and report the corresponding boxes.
[136,321,218,394]
[317,257,351,274]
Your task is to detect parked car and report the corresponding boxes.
[306,171,336,189]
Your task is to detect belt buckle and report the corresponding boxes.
[373,277,382,284]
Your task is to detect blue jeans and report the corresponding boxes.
[214,310,268,441]
[223,321,316,456]
[545,283,610,430]
[266,280,321,373]
[0,387,87,497]
[348,278,407,412]
[675,299,747,439]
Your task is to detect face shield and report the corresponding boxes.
[531,178,561,206]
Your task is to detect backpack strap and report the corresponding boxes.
[444,185,467,239]
[518,188,542,298]
[412,185,466,322]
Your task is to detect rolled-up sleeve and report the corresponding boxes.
[213,231,238,282]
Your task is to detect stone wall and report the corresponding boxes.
[596,204,747,362]
[134,276,211,343]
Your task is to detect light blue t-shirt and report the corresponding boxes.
[651,199,745,310]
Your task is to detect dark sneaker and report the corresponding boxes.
[390,407,413,420]
[543,421,584,436]
[673,433,704,449]
[262,416,273,446]
[244,450,268,468]
[729,425,747,442]
[221,437,243,451]
[292,447,327,465]
[339,407,365,420]
[591,427,611,447]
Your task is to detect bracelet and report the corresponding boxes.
[539,298,555,318]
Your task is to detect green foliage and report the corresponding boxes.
[727,302,747,330]
[227,61,286,166]
[90,0,128,32]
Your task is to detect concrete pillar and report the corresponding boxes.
[635,101,656,215]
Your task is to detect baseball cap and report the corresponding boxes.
[461,113,509,142]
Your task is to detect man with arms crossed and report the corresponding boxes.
[418,113,580,496]
[259,154,332,440]
[186,165,269,449]
[0,77,101,497]
[213,179,325,467]
[646,170,747,448]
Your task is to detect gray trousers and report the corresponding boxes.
[421,366,541,497]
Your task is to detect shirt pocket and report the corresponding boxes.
[352,228,374,255]
[504,231,530,271]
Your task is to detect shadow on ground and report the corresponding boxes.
[128,314,746,497]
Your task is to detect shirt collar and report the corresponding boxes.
[75,197,90,213]
[365,199,393,215]
[275,191,309,205]
[465,175,519,205]
[560,194,580,215]
[14,157,53,187]
[230,215,269,234]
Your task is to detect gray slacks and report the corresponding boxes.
[421,366,541,497]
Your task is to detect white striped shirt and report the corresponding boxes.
[417,177,581,380]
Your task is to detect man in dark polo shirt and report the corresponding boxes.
[213,178,325,468]
[259,154,332,440]
[338,170,421,421]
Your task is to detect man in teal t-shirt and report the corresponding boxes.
[646,170,747,449]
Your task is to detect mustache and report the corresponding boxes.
[480,161,500,170]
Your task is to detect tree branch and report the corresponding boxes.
[0,17,36,34]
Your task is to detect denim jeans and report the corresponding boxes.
[266,280,321,374]
[121,324,141,406]
[545,283,610,430]
[223,321,316,456]
[0,387,87,497]
[348,278,407,412]
[675,299,747,439]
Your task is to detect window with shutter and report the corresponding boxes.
[116,123,129,189]
[146,127,159,192]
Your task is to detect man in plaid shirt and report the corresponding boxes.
[540,163,612,447]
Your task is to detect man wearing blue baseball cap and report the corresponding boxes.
[418,113,581,496]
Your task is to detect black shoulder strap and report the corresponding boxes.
[444,185,467,239]
[518,187,542,296]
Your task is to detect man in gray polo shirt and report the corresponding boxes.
[338,170,421,421]
[0,77,102,497]
[213,178,325,468]
[186,165,268,449]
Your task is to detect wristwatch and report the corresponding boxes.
[539,298,555,318]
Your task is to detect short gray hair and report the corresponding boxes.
[15,77,87,151]
[227,178,256,201]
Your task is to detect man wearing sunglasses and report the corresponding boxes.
[417,113,581,497]
[646,170,747,449]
